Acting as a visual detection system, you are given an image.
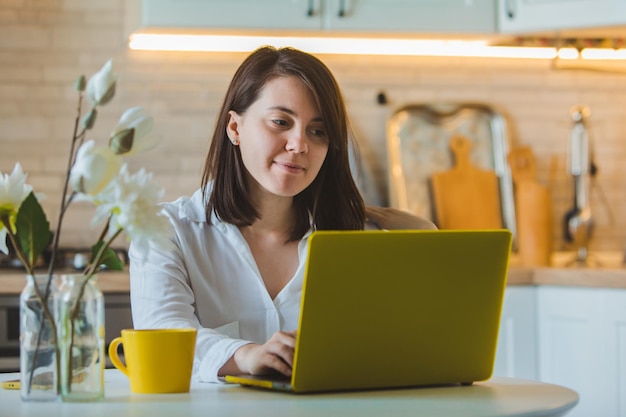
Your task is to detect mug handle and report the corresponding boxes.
[108,337,129,376]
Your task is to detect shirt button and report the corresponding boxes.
[222,225,227,233]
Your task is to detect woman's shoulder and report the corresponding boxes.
[161,188,207,223]
[365,206,437,230]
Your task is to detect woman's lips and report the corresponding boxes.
[275,161,305,174]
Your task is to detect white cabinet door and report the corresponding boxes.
[493,286,538,380]
[536,286,626,417]
[140,0,497,34]
[494,285,626,416]
[604,291,626,417]
[325,0,496,34]
[141,0,323,30]
[499,0,626,34]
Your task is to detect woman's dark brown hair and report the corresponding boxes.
[201,46,365,241]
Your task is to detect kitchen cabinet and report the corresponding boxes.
[498,0,626,34]
[139,0,496,34]
[140,0,322,31]
[322,0,495,33]
[493,284,626,417]
[493,286,538,380]
[536,286,626,417]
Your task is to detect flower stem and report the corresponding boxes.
[23,274,58,395]
[65,228,122,393]
[2,216,59,395]
[37,87,86,396]
[94,219,110,249]
[47,92,84,282]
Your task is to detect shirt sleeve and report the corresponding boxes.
[129,232,251,383]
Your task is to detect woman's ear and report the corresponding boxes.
[226,110,241,146]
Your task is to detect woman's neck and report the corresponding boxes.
[247,189,295,237]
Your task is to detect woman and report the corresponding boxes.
[130,46,435,383]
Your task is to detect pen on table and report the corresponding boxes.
[1,379,20,390]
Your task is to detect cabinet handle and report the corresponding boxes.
[338,0,345,17]
[506,0,515,19]
[307,0,314,17]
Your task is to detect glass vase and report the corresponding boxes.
[57,274,105,402]
[20,274,59,402]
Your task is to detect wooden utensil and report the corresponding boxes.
[508,146,552,266]
[431,135,502,230]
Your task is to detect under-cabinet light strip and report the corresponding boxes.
[129,34,626,60]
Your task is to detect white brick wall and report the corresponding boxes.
[1,1,625,255]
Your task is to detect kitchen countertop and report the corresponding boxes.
[0,269,130,295]
[506,250,626,289]
[1,251,625,295]
[506,266,626,288]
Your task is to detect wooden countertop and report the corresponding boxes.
[506,251,626,289]
[1,251,626,295]
[506,266,626,289]
[0,269,130,295]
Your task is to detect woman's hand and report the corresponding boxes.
[228,330,297,377]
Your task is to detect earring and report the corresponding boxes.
[228,137,239,146]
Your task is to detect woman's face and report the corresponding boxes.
[227,76,329,200]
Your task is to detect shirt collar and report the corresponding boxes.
[179,188,209,223]
[178,184,316,238]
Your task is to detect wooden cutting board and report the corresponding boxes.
[508,146,552,266]
[431,135,502,230]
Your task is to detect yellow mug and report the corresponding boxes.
[108,328,197,394]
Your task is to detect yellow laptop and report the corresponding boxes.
[225,229,512,393]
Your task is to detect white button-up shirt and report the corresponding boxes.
[130,186,378,383]
[129,188,311,382]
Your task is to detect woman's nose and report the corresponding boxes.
[286,130,308,154]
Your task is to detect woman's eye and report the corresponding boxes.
[309,128,326,138]
[272,119,288,127]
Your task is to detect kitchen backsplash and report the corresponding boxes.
[1,1,625,253]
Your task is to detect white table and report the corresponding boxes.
[0,370,578,417]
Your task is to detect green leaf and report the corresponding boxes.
[15,192,52,268]
[91,241,124,271]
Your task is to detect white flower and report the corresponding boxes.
[86,59,117,106]
[109,106,159,155]
[93,164,170,260]
[0,163,33,254]
[4,59,167,277]
[70,140,121,195]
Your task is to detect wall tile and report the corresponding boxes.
[0,26,51,49]
[1,2,626,255]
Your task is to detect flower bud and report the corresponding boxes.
[81,109,97,130]
[86,59,117,106]
[74,75,86,92]
[109,106,159,156]
[70,140,121,195]
[109,128,134,155]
